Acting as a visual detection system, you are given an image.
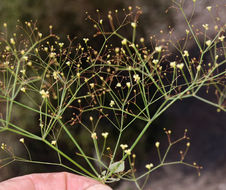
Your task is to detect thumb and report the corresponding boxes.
[85,184,112,190]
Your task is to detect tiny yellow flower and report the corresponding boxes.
[49,52,56,58]
[1,143,6,150]
[206,6,212,11]
[22,56,28,61]
[218,35,225,42]
[116,82,122,87]
[197,65,201,71]
[115,47,120,53]
[51,140,57,145]
[101,132,109,139]
[3,23,7,28]
[10,38,15,45]
[155,142,160,148]
[40,89,49,99]
[27,61,32,66]
[66,61,71,66]
[89,83,95,89]
[140,37,144,43]
[205,40,212,46]
[126,82,131,88]
[131,22,136,28]
[170,61,176,68]
[133,74,140,83]
[125,149,131,155]
[152,59,159,65]
[177,63,184,70]
[120,144,128,150]
[202,24,209,30]
[53,71,60,80]
[19,138,24,143]
[110,100,115,107]
[145,163,154,170]
[59,42,64,48]
[121,38,127,45]
[3,61,9,66]
[83,38,89,43]
[91,132,97,139]
[38,32,43,38]
[27,22,31,27]
[5,46,10,51]
[20,69,26,75]
[186,142,190,147]
[21,50,25,55]
[89,116,93,121]
[21,87,26,92]
[155,46,162,52]
[183,50,189,57]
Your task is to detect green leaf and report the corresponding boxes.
[109,160,125,173]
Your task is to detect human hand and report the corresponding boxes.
[0,172,112,190]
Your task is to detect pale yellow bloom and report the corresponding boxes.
[170,61,176,68]
[197,65,201,71]
[116,83,122,87]
[125,149,131,155]
[183,50,189,57]
[110,100,115,107]
[218,35,225,42]
[53,71,60,80]
[153,59,159,65]
[155,46,162,52]
[10,38,15,45]
[140,37,144,43]
[21,87,26,92]
[19,138,24,143]
[51,140,57,145]
[89,83,95,89]
[38,32,43,38]
[133,74,140,83]
[91,132,97,139]
[49,52,56,58]
[205,40,212,46]
[131,22,136,28]
[101,132,109,138]
[121,38,127,45]
[40,89,49,99]
[126,82,131,88]
[177,63,184,70]
[120,144,128,150]
[206,6,212,11]
[155,142,160,148]
[202,24,209,30]
[145,163,154,170]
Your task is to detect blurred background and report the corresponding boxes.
[0,0,225,189]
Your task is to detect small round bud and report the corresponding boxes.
[155,142,160,148]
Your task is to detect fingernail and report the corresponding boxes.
[86,184,112,190]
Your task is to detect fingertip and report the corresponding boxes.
[86,184,113,190]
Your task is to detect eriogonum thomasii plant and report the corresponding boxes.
[0,0,225,189]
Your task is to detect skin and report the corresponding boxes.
[0,172,112,190]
